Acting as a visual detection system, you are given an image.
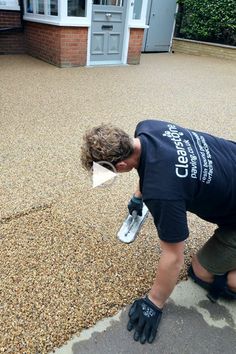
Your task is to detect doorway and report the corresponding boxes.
[90,0,127,65]
[143,0,177,52]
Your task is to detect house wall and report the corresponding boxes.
[127,28,144,65]
[1,11,144,66]
[25,22,88,67]
[0,10,25,54]
[173,38,236,61]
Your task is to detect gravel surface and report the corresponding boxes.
[0,53,235,353]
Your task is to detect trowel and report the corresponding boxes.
[117,204,149,243]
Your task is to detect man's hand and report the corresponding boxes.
[128,195,143,216]
[127,296,162,344]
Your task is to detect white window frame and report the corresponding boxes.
[0,0,20,11]
[23,0,92,27]
[23,0,148,28]
[128,0,148,29]
[22,0,150,66]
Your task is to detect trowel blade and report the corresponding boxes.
[117,204,149,243]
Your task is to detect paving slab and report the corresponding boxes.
[52,280,236,354]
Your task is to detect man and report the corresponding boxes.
[81,119,236,344]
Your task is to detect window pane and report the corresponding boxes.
[26,0,33,13]
[133,0,143,19]
[48,0,58,16]
[93,0,123,5]
[36,0,44,14]
[68,0,86,17]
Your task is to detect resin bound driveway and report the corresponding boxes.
[1,53,236,354]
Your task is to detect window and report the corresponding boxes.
[23,0,92,25]
[26,0,33,13]
[93,0,123,4]
[68,0,86,17]
[129,0,148,28]
[36,0,44,14]
[48,0,58,16]
[132,0,143,20]
[25,0,59,16]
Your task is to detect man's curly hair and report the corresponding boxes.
[81,124,134,170]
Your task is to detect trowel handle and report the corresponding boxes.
[132,210,138,218]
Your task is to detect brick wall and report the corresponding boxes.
[173,38,236,61]
[25,22,61,66]
[25,22,88,67]
[1,14,145,66]
[127,28,144,65]
[60,27,88,67]
[0,9,21,27]
[0,10,25,54]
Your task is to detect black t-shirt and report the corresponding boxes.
[135,120,236,243]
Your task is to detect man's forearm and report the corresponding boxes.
[148,248,184,308]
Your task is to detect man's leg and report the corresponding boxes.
[189,227,236,300]
[192,254,236,292]
[192,254,213,283]
[228,270,236,292]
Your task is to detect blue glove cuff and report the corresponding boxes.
[145,295,163,313]
[132,195,142,203]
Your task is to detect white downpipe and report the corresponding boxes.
[169,3,178,52]
[86,0,92,66]
[121,0,131,64]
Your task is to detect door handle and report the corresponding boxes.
[152,13,156,16]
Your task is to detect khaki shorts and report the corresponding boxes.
[197,226,236,275]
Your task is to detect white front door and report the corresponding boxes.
[90,0,127,65]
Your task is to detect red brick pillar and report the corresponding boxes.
[60,27,88,67]
[127,28,144,65]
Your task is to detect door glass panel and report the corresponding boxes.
[132,0,143,19]
[68,0,86,17]
[93,0,124,5]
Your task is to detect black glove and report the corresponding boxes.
[128,195,143,216]
[127,296,162,344]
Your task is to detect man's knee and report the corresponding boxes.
[191,254,214,283]
[192,255,236,292]
[227,270,236,292]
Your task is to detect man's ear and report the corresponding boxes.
[115,161,127,172]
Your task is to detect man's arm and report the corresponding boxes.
[127,198,188,344]
[127,240,185,344]
[148,240,185,308]
[144,199,188,307]
[133,183,142,198]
